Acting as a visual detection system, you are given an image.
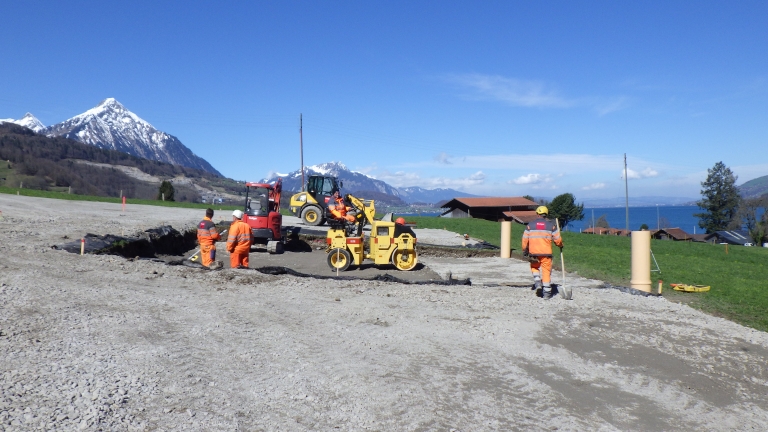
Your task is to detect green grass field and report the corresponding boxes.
[405,215,768,332]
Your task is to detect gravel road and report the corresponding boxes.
[2,194,767,430]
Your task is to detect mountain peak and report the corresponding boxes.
[308,161,349,174]
[3,112,46,133]
[98,97,122,108]
[42,99,221,176]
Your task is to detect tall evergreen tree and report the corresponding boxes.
[157,180,175,201]
[548,192,584,229]
[695,161,740,233]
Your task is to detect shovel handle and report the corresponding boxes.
[555,218,566,284]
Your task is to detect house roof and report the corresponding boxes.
[502,210,539,224]
[654,227,692,240]
[713,230,752,244]
[442,197,537,208]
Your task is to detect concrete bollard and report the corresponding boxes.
[500,221,511,258]
[630,231,651,292]
[80,238,85,256]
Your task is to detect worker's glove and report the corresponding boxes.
[522,249,529,257]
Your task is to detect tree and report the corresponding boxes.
[639,223,649,230]
[157,180,175,201]
[694,161,740,234]
[595,215,610,228]
[738,196,768,245]
[548,193,585,229]
[522,194,535,202]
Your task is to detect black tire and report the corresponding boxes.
[301,206,323,226]
[327,248,352,271]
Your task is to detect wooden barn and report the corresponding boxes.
[439,197,538,223]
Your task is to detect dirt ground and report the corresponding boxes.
[2,194,768,431]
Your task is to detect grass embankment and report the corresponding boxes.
[0,186,240,210]
[406,215,768,332]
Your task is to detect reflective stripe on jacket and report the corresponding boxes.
[522,217,563,257]
[197,217,220,246]
[226,220,252,253]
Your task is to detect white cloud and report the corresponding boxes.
[622,167,659,179]
[434,152,452,164]
[511,173,549,185]
[582,182,606,190]
[408,153,628,173]
[444,74,574,108]
[594,97,629,116]
[375,169,486,190]
[509,173,556,190]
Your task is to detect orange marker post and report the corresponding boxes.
[80,238,85,256]
[122,196,126,212]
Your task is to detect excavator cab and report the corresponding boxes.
[243,178,283,253]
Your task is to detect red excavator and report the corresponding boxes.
[243,178,283,254]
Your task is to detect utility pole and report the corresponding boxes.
[300,113,305,191]
[656,204,660,230]
[624,153,629,232]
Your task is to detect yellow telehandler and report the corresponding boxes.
[326,194,418,271]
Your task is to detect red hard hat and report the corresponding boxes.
[396,217,405,225]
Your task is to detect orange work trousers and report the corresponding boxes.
[230,251,249,268]
[530,256,553,283]
[200,243,216,267]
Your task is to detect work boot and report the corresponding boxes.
[542,284,552,300]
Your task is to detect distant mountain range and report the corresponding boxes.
[2,99,220,176]
[4,101,766,204]
[262,162,477,205]
[738,175,768,199]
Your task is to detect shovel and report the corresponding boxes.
[555,219,572,300]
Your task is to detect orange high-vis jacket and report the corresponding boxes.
[197,217,220,246]
[330,196,354,221]
[226,220,252,254]
[522,217,563,257]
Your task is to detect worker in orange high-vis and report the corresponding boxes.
[197,208,221,268]
[329,190,356,223]
[522,206,563,300]
[226,209,252,268]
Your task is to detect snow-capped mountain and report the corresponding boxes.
[263,161,477,204]
[266,162,402,197]
[44,98,221,175]
[0,113,46,133]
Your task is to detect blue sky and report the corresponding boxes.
[1,1,766,200]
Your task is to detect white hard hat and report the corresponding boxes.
[232,209,243,219]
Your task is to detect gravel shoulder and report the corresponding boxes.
[2,194,768,430]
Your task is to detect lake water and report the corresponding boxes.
[400,205,763,234]
[568,206,703,233]
[402,206,706,234]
